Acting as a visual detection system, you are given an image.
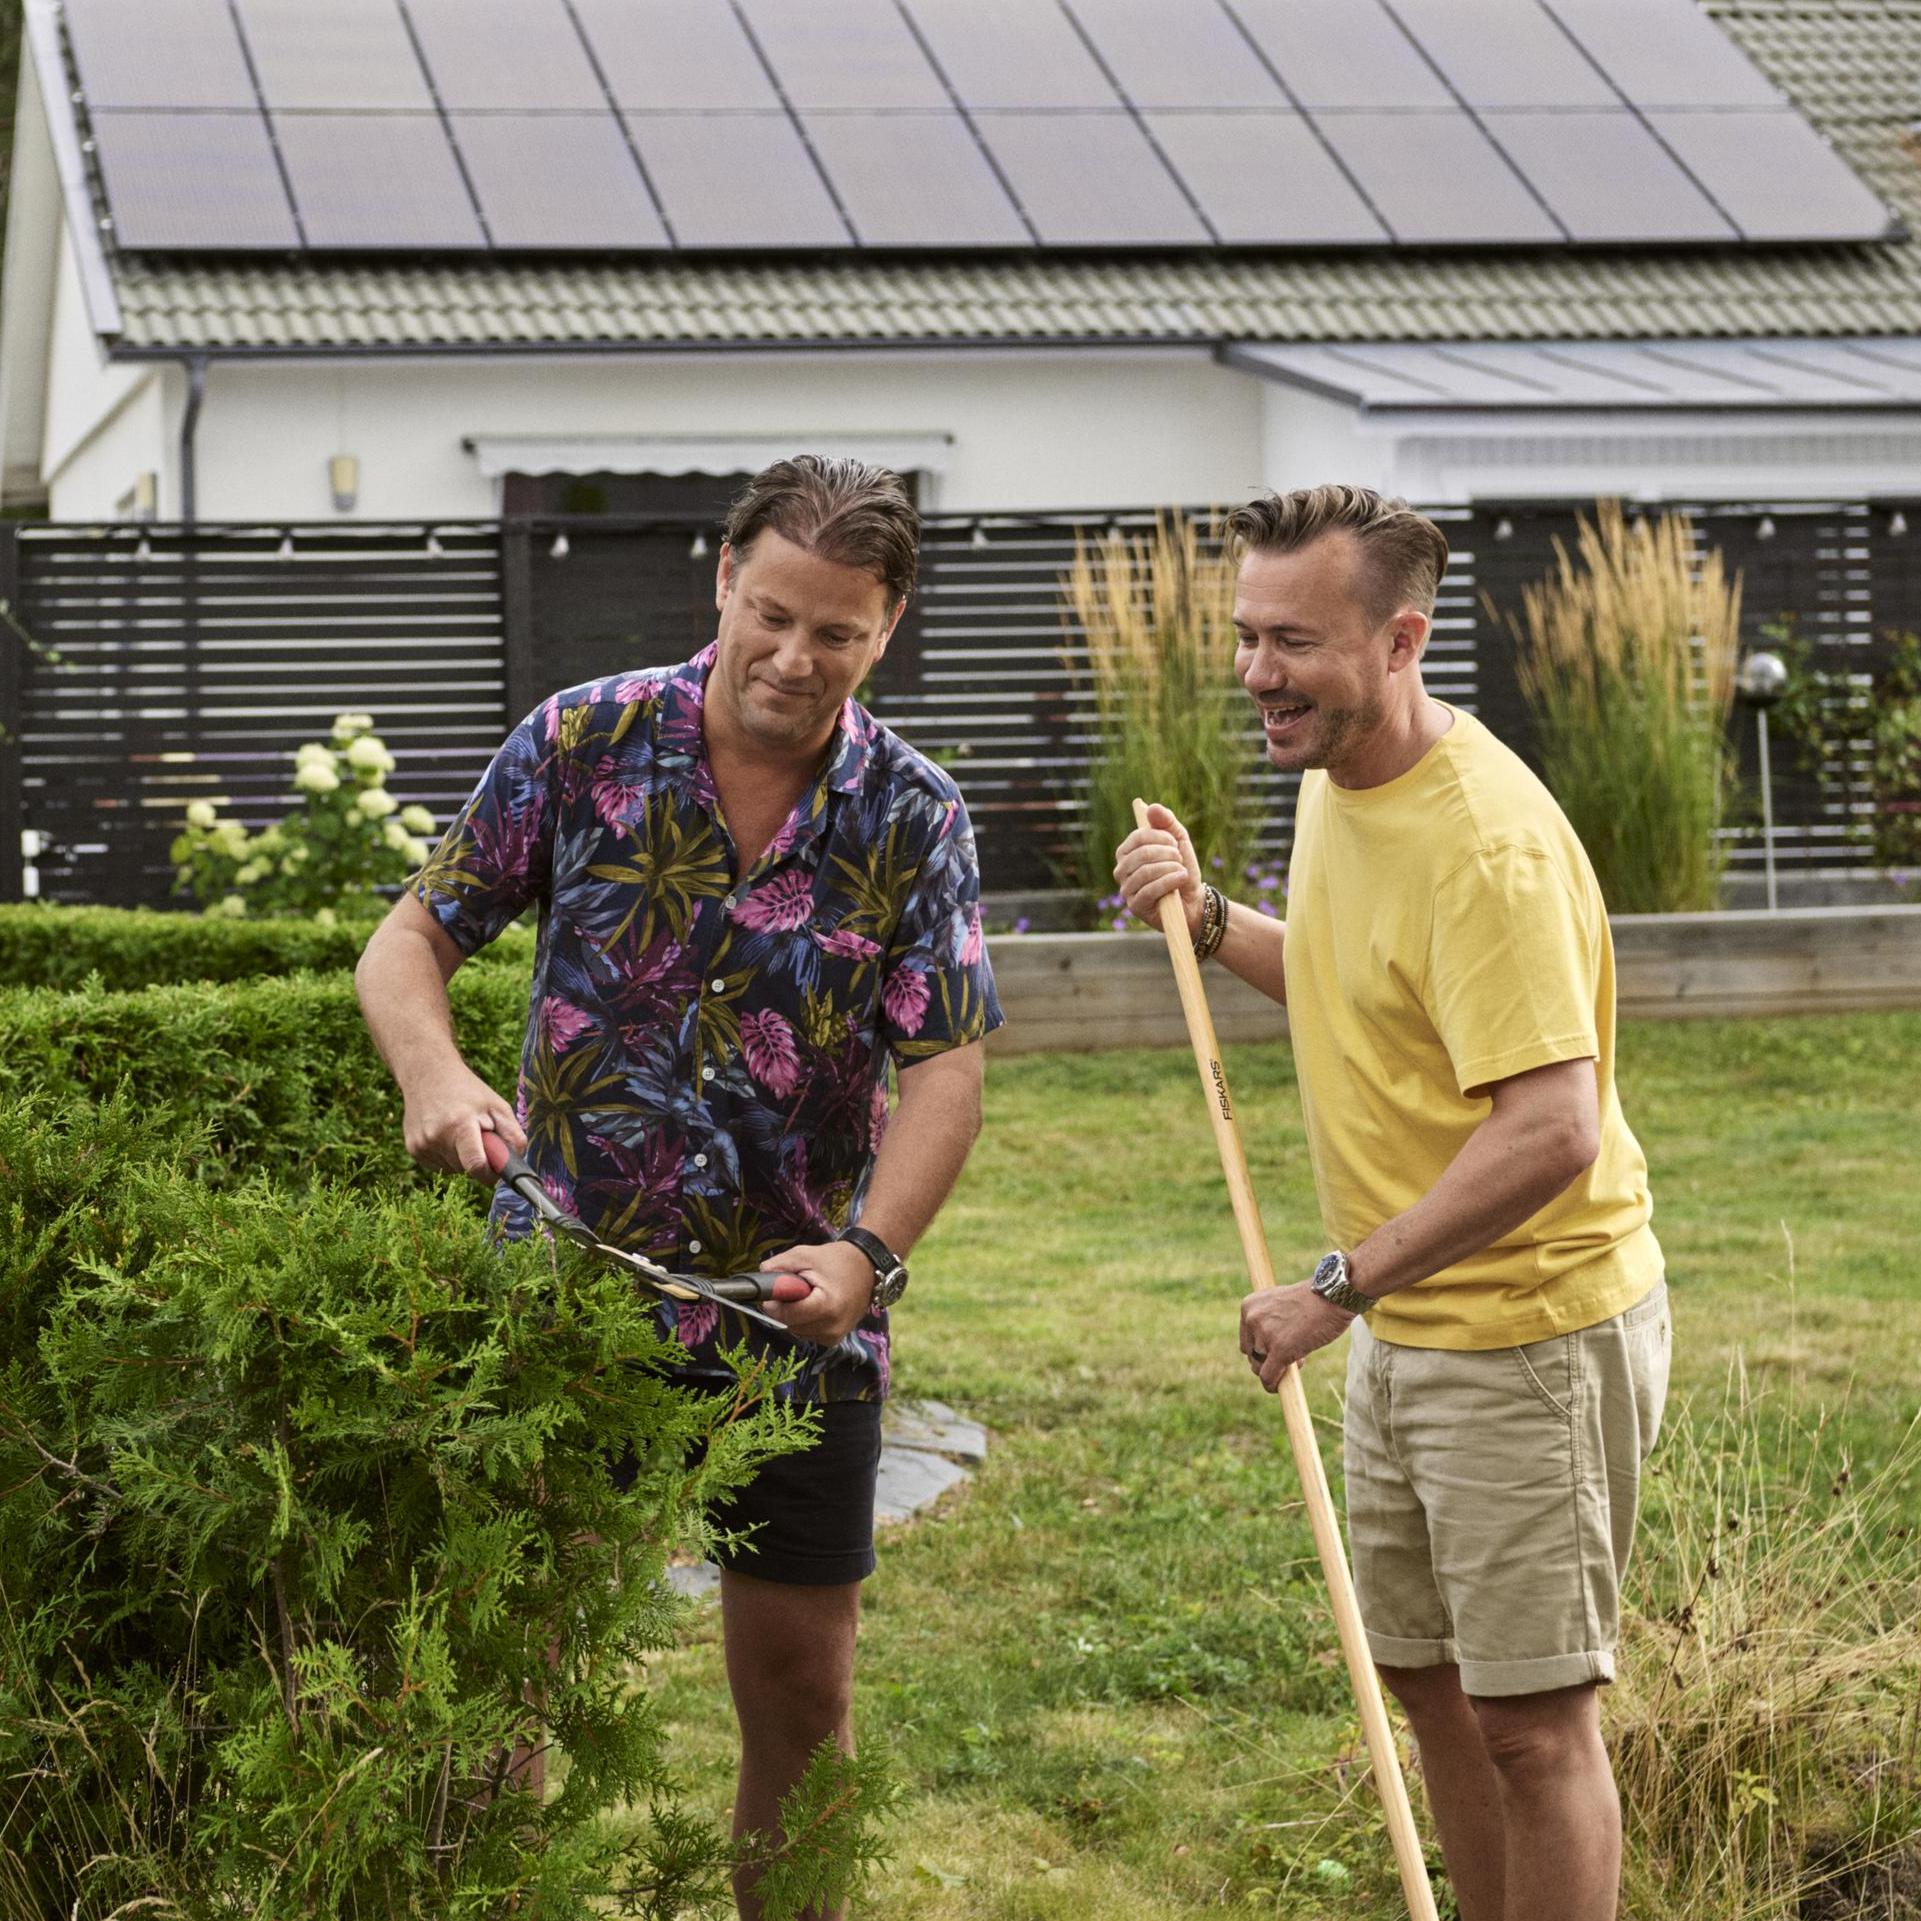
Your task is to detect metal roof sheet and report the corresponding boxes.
[89,2,1921,353]
[1224,335,1921,407]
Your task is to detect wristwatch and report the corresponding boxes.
[838,1224,910,1309]
[1309,1249,1374,1317]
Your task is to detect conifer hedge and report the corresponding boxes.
[0,904,536,992]
[0,968,527,1189]
[0,1096,880,1916]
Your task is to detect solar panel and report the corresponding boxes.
[452,115,668,250]
[88,112,299,248]
[1484,111,1734,242]
[64,0,257,109]
[1226,0,1452,110]
[1385,0,1616,110]
[900,0,1117,109]
[1543,0,1783,110]
[571,0,781,110]
[1647,111,1898,243]
[1147,112,1385,243]
[1311,110,1561,243]
[735,0,947,110]
[235,0,431,110]
[802,113,1029,247]
[973,113,1208,245]
[1063,0,1285,110]
[400,0,605,111]
[274,113,486,248]
[624,114,850,248]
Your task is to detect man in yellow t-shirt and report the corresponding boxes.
[1115,485,1670,1921]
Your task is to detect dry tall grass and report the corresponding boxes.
[1511,504,1741,913]
[1062,515,1257,905]
[1613,1367,1921,1918]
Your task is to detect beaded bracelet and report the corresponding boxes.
[1193,883,1228,962]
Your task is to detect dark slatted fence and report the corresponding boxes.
[1,501,1914,907]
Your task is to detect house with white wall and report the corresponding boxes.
[4,0,1921,530]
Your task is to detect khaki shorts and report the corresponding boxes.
[1343,1281,1671,1699]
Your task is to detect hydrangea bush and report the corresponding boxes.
[171,713,436,921]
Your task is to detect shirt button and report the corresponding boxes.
[687,1238,702,1255]
[710,978,726,993]
[693,1152,708,1168]
[701,1065,715,1082]
[723,893,739,910]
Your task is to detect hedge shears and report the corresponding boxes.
[482,1131,810,1337]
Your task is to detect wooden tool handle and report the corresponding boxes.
[1130,799,1439,1921]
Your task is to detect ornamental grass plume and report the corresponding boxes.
[1063,514,1258,915]
[1510,503,1740,913]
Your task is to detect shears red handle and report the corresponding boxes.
[481,1129,812,1333]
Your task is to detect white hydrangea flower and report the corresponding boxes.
[234,860,266,885]
[356,786,397,819]
[313,906,338,929]
[214,895,247,919]
[286,842,310,864]
[294,741,336,768]
[332,712,376,743]
[345,735,395,774]
[295,760,341,795]
[399,804,436,835]
[185,800,217,829]
[403,836,430,866]
[214,822,251,859]
[381,818,412,851]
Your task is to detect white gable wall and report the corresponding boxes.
[41,236,160,512]
[46,346,1272,522]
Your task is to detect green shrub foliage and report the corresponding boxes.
[0,904,535,993]
[0,1096,883,1916]
[0,968,528,1190]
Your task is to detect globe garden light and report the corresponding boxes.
[1736,651,1791,911]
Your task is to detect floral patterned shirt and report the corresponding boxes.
[412,645,1002,1403]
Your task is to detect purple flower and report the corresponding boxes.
[741,1008,802,1098]
[1111,915,1127,931]
[1013,915,1030,934]
[882,965,930,1037]
[1258,901,1279,917]
[733,869,815,932]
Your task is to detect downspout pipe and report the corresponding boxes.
[180,354,207,525]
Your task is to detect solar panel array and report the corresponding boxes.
[63,0,1896,254]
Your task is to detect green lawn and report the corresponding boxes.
[650,1014,1921,1918]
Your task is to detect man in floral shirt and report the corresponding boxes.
[356,456,999,1907]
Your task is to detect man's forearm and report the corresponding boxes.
[1350,1106,1594,1302]
[1212,898,1287,1006]
[355,903,467,1093]
[851,1046,984,1254]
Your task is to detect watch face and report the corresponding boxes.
[1312,1252,1345,1291]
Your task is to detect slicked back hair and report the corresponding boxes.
[1225,485,1451,626]
[723,455,921,608]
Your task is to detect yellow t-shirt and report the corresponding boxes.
[1283,705,1660,1350]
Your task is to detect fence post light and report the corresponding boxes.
[329,455,359,513]
[1736,650,1789,913]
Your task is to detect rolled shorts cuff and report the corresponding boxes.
[1364,1629,1458,1670]
[1457,1647,1616,1699]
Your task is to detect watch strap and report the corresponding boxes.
[838,1224,908,1303]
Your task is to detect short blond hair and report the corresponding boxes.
[1226,485,1450,624]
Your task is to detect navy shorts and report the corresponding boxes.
[613,1392,883,1588]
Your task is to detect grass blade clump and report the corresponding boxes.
[0,1094,881,1917]
[1511,503,1740,912]
[1064,514,1259,913]
[1613,1368,1921,1918]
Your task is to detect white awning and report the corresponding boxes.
[1222,338,1921,411]
[462,430,955,479]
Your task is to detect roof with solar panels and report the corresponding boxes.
[17,0,1921,350]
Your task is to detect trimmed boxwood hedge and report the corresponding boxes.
[0,903,536,991]
[0,965,531,1189]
